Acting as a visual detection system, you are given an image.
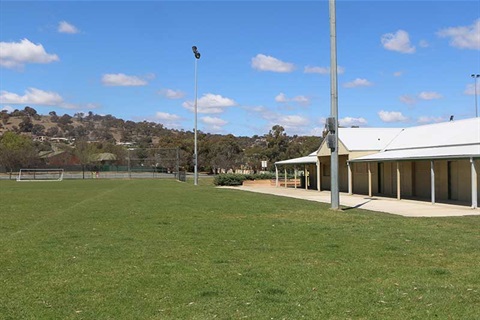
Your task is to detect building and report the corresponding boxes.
[275,118,480,208]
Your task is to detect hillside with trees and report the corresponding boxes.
[0,107,322,174]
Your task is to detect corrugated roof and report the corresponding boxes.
[339,127,404,151]
[380,117,480,150]
[275,151,317,165]
[351,118,480,162]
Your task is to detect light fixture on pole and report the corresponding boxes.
[471,74,479,118]
[192,46,201,186]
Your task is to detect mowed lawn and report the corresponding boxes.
[0,179,479,319]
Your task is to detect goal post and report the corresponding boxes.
[17,169,64,182]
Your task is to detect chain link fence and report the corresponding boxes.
[0,147,188,181]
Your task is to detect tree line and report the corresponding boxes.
[0,107,322,173]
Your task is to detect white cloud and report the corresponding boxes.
[400,92,443,104]
[292,95,309,105]
[58,21,80,34]
[275,93,288,103]
[1,105,14,112]
[339,117,368,127]
[0,39,59,69]
[151,112,182,129]
[0,87,96,110]
[182,93,237,114]
[201,116,228,126]
[0,87,63,106]
[343,78,373,88]
[251,54,295,73]
[309,127,326,136]
[155,112,181,121]
[437,19,480,50]
[247,106,311,134]
[278,115,310,128]
[417,116,445,124]
[465,82,480,95]
[102,73,149,86]
[419,40,429,48]
[275,93,310,105]
[399,95,417,105]
[381,30,416,53]
[158,88,185,99]
[418,91,443,100]
[378,110,408,123]
[304,65,345,74]
[201,116,228,132]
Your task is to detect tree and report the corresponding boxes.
[0,132,39,176]
[48,111,59,123]
[58,114,73,126]
[18,117,33,133]
[1,111,9,125]
[74,139,97,179]
[208,135,242,173]
[46,126,60,137]
[264,125,289,167]
[23,106,38,118]
[31,124,46,136]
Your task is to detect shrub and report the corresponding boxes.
[252,172,276,180]
[213,172,278,186]
[213,174,246,186]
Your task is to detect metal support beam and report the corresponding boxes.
[275,165,279,187]
[294,167,297,189]
[368,162,372,197]
[471,158,477,209]
[396,162,401,200]
[347,161,352,195]
[431,160,435,205]
[284,168,287,188]
[316,159,321,191]
[305,165,308,190]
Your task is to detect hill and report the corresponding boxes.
[0,107,321,173]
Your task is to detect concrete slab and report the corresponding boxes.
[222,186,480,218]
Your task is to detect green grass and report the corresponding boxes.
[0,179,479,319]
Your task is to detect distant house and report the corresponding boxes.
[39,149,80,166]
[275,118,480,208]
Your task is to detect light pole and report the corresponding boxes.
[472,74,479,118]
[329,0,340,210]
[192,46,201,185]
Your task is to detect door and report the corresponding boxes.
[448,161,459,200]
[377,163,384,194]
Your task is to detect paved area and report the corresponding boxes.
[224,185,480,218]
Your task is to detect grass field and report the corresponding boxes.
[1,179,479,319]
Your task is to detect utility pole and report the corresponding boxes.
[329,0,340,209]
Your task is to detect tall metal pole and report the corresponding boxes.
[194,57,198,185]
[176,147,179,180]
[192,46,201,186]
[329,0,340,209]
[472,74,479,118]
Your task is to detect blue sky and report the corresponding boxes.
[1,1,479,136]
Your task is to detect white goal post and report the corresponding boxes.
[17,169,64,182]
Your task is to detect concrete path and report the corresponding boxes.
[223,185,480,218]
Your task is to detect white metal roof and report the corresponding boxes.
[351,118,480,162]
[338,127,404,151]
[275,151,317,165]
